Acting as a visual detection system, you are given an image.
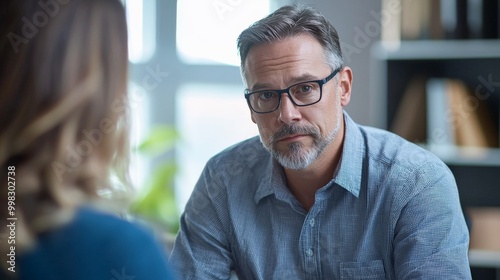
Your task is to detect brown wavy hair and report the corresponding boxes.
[0,0,129,252]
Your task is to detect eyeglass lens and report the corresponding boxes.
[250,81,321,113]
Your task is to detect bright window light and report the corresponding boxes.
[124,0,156,63]
[176,0,270,65]
[128,82,150,191]
[175,84,259,211]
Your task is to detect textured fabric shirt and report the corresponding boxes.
[170,112,471,280]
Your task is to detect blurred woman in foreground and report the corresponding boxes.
[0,0,174,279]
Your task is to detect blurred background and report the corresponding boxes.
[122,0,499,277]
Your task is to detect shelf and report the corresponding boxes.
[372,40,500,60]
[370,41,500,133]
[469,250,500,268]
[372,1,500,273]
[422,145,500,166]
[370,39,500,208]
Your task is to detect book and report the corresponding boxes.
[381,0,402,42]
[467,0,483,39]
[467,207,500,251]
[441,0,458,38]
[398,0,500,40]
[401,0,431,40]
[390,76,427,143]
[446,79,498,147]
[430,0,445,39]
[426,78,456,146]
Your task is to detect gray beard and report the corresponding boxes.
[262,115,342,170]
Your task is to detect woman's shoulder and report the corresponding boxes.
[73,207,146,237]
[18,206,175,280]
[63,206,170,263]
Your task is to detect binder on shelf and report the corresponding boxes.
[430,0,445,39]
[401,0,431,40]
[467,0,483,39]
[386,0,500,42]
[440,0,470,39]
[441,0,459,39]
[425,78,498,148]
[446,79,498,147]
[467,207,500,252]
[381,0,401,42]
[390,76,427,143]
[426,78,456,146]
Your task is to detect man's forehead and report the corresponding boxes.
[243,35,329,88]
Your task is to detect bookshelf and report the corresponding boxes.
[373,1,500,277]
[370,39,500,277]
[371,39,500,207]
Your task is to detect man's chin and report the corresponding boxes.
[273,150,317,170]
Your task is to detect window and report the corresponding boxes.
[124,0,281,214]
[128,82,150,190]
[174,0,273,211]
[176,0,270,65]
[124,0,156,63]
[175,84,258,209]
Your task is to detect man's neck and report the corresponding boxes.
[284,124,345,211]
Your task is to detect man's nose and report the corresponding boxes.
[277,94,301,124]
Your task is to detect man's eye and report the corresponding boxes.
[258,91,276,100]
[298,84,312,93]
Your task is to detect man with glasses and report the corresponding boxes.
[171,5,471,279]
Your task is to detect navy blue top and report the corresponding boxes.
[15,207,175,280]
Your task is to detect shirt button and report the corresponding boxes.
[306,249,314,257]
[309,218,315,227]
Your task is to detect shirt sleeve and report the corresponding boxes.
[169,162,234,280]
[392,160,472,279]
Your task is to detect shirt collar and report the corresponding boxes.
[254,111,364,203]
[333,112,363,198]
[254,156,279,204]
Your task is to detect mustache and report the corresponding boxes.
[269,124,319,144]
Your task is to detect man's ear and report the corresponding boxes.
[339,66,353,107]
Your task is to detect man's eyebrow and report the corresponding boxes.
[250,83,274,92]
[249,73,320,92]
[288,73,320,85]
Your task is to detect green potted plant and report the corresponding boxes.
[129,125,180,247]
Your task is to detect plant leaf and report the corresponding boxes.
[137,126,178,155]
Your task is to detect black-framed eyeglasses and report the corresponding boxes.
[244,67,342,114]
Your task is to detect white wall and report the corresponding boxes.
[296,0,382,126]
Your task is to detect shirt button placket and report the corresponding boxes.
[306,248,314,257]
[306,219,315,258]
[309,218,315,227]
[301,213,321,280]
[305,218,315,261]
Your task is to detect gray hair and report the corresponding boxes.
[237,5,344,83]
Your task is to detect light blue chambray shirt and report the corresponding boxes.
[170,112,471,280]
